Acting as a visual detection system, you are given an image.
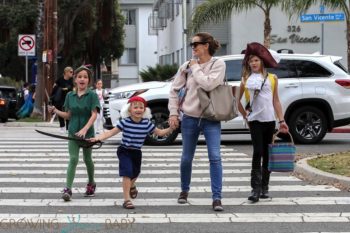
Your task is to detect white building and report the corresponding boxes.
[112,0,158,87]
[151,0,348,67]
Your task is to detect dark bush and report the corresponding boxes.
[140,64,179,82]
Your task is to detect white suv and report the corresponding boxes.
[103,51,350,145]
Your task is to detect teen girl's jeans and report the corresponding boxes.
[180,114,222,200]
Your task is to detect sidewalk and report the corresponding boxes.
[5,121,59,128]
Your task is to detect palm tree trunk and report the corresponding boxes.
[263,10,271,48]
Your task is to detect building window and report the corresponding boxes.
[120,48,136,64]
[122,9,136,25]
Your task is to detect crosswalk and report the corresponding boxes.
[0,134,350,232]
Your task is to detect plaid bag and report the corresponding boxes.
[268,131,296,172]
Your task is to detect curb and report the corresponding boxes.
[4,121,59,128]
[294,155,350,191]
[331,127,350,133]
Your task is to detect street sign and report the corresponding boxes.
[320,5,325,14]
[18,34,36,56]
[300,13,345,22]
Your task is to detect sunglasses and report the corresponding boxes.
[189,41,207,48]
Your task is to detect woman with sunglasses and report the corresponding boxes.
[168,32,226,211]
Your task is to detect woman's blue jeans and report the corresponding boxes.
[180,115,222,200]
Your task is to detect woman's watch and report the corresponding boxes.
[278,120,285,124]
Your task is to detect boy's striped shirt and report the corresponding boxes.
[116,117,155,149]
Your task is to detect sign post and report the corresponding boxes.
[18,34,36,83]
[300,6,345,55]
[320,5,324,54]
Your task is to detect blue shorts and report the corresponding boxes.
[117,146,142,179]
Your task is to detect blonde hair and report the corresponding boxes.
[63,66,73,74]
[120,102,152,119]
[241,55,267,84]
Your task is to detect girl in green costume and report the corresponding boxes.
[49,66,100,201]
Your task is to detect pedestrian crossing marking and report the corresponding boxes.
[0,176,300,183]
[0,169,253,175]
[0,163,252,167]
[0,197,349,206]
[0,213,348,223]
[0,185,339,193]
[0,135,349,231]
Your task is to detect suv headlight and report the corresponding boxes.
[109,89,148,101]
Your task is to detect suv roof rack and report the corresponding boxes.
[277,49,294,54]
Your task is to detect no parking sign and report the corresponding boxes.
[18,34,36,56]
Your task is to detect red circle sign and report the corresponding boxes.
[19,36,35,51]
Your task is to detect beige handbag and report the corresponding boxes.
[197,80,238,121]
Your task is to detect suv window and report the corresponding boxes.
[334,60,348,74]
[267,59,298,78]
[225,59,243,81]
[294,60,332,77]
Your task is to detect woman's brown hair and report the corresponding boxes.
[194,32,220,56]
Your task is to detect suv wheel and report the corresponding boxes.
[288,106,327,144]
[145,106,179,145]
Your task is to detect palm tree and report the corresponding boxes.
[282,0,350,70]
[190,0,284,48]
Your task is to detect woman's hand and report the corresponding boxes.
[168,115,179,129]
[189,59,198,66]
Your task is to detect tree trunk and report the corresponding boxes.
[32,0,45,118]
[263,11,271,48]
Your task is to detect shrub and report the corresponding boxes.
[140,64,179,82]
[0,76,22,88]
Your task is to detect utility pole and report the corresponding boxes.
[42,0,57,121]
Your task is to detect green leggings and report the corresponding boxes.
[66,140,95,189]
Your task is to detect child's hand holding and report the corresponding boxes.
[88,137,100,143]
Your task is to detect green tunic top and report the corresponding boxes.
[64,89,100,138]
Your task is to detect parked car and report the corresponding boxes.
[103,51,350,145]
[0,85,19,122]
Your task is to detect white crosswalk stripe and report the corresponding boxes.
[0,137,349,229]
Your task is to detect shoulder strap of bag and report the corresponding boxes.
[244,72,276,103]
[183,61,191,86]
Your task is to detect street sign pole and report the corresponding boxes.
[25,56,28,83]
[320,5,324,54]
